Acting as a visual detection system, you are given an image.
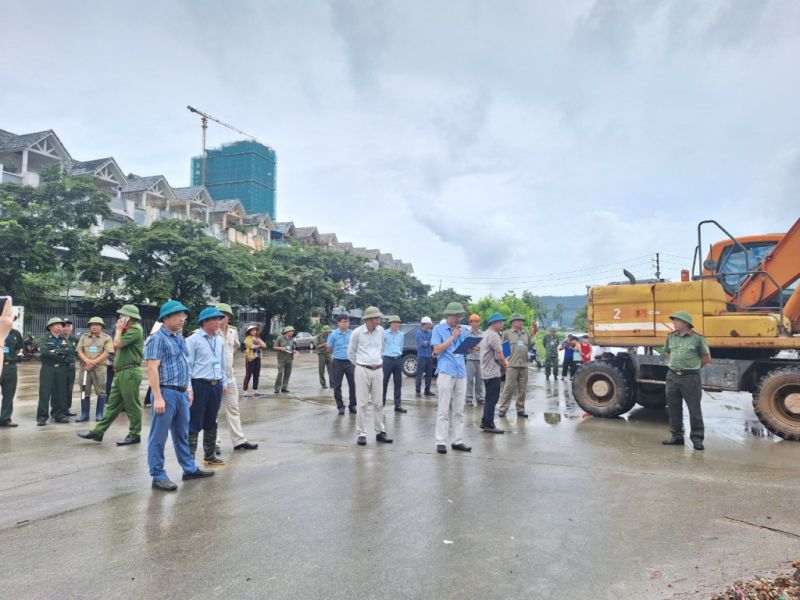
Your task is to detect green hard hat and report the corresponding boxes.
[282,325,295,334]
[46,317,64,328]
[509,313,525,322]
[670,310,694,328]
[321,325,332,333]
[386,315,401,324]
[362,306,382,319]
[88,317,105,326]
[117,304,141,320]
[216,302,234,317]
[443,302,466,316]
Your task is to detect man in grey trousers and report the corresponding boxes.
[465,313,484,406]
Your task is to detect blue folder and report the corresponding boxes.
[453,336,482,355]
[501,341,511,358]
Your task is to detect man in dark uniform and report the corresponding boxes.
[315,325,333,388]
[0,312,24,427]
[37,317,70,425]
[61,318,78,416]
[662,311,711,451]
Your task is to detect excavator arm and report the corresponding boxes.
[736,217,800,333]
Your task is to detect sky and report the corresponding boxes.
[2,0,798,299]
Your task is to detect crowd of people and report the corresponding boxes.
[0,294,711,491]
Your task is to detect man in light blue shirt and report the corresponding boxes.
[381,315,406,413]
[186,306,227,467]
[326,314,356,415]
[431,302,473,455]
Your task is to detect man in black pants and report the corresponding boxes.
[381,315,406,413]
[326,314,356,416]
[480,312,508,433]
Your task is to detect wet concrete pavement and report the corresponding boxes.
[1,353,798,599]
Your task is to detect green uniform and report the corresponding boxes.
[543,333,560,378]
[64,335,78,410]
[37,333,70,422]
[664,330,710,443]
[274,336,295,392]
[1,330,24,424]
[92,322,145,438]
[499,329,530,413]
[315,332,332,387]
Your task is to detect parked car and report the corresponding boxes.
[293,331,316,350]
[397,323,437,378]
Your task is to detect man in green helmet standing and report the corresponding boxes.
[662,311,711,451]
[77,305,144,446]
[75,316,113,422]
[273,325,298,393]
[315,325,333,389]
[36,317,70,425]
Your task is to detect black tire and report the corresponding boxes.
[402,353,418,378]
[572,361,635,417]
[636,383,667,409]
[753,367,800,441]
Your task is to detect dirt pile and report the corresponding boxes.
[711,560,800,600]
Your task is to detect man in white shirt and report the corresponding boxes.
[216,303,258,454]
[347,306,393,447]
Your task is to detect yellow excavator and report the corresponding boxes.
[574,218,800,440]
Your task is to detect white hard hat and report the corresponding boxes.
[421,316,432,324]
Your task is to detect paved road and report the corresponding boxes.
[1,353,798,599]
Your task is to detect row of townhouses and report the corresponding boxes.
[0,128,413,273]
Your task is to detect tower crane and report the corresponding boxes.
[186,105,259,186]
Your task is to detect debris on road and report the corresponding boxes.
[711,560,800,599]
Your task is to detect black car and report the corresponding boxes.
[397,323,437,378]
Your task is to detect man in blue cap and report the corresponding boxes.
[480,312,508,434]
[145,300,214,491]
[186,306,228,466]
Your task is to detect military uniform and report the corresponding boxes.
[63,333,78,413]
[543,332,560,379]
[89,307,145,442]
[37,324,70,424]
[498,324,530,416]
[663,313,710,447]
[315,330,333,387]
[274,328,296,393]
[1,329,24,425]
[76,324,113,422]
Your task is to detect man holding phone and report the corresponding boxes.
[0,299,22,427]
[77,305,144,445]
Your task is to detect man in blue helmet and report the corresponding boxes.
[186,306,228,466]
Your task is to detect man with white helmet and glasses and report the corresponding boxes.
[415,316,435,398]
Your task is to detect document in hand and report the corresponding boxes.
[453,336,482,355]
[502,341,511,358]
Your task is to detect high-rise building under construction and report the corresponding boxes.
[191,140,276,218]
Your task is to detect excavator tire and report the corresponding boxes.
[753,367,800,441]
[636,383,667,409]
[573,361,635,417]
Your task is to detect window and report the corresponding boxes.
[717,242,776,295]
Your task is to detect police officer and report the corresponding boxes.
[61,318,79,417]
[315,325,333,388]
[543,327,560,380]
[0,311,24,427]
[75,317,113,422]
[36,317,70,425]
[273,326,298,393]
[77,305,145,445]
[662,311,711,451]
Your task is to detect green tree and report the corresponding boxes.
[573,305,588,332]
[553,303,566,327]
[0,168,110,306]
[352,268,431,320]
[409,288,472,321]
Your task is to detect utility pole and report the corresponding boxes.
[186,105,259,187]
[655,253,661,280]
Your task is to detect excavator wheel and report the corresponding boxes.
[636,383,667,409]
[572,361,636,417]
[753,367,800,441]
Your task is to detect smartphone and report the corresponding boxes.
[118,315,130,326]
[0,296,10,311]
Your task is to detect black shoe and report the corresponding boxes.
[693,441,704,451]
[517,411,529,418]
[662,437,685,446]
[182,468,214,480]
[77,431,103,442]
[498,411,507,418]
[37,420,46,427]
[424,391,436,397]
[54,417,71,424]
[66,410,77,417]
[451,443,472,452]
[338,406,345,415]
[215,443,221,456]
[234,442,259,450]
[321,384,328,389]
[116,435,141,446]
[477,401,484,406]
[376,432,393,444]
[0,420,18,427]
[437,444,447,454]
[281,389,290,393]
[204,455,225,465]
[349,406,357,414]
[274,390,280,394]
[357,436,367,446]
[415,392,421,398]
[482,426,504,434]
[152,478,178,492]
[394,407,407,413]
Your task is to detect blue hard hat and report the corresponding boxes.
[486,312,506,326]
[158,300,190,322]
[197,306,225,324]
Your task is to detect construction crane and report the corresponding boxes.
[186,105,259,186]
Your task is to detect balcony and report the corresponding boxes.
[0,170,22,184]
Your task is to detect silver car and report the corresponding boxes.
[293,331,316,350]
